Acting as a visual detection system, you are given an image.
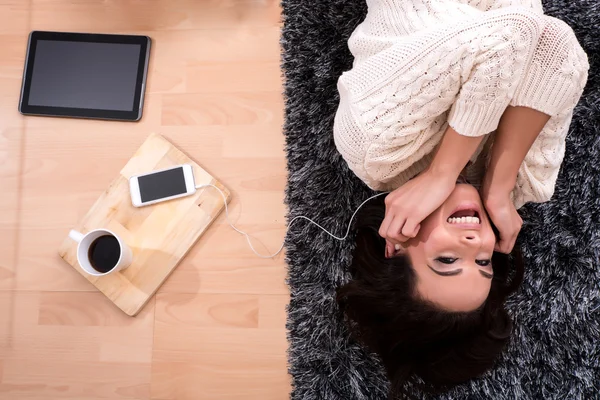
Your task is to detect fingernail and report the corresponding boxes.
[394,244,401,251]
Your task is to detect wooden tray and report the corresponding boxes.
[58,133,230,316]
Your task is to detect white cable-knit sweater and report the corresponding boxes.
[333,0,589,209]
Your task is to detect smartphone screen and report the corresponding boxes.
[138,167,187,203]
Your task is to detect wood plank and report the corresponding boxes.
[161,91,282,126]
[29,0,281,32]
[151,293,289,400]
[0,1,29,34]
[0,33,26,290]
[0,292,154,399]
[5,0,290,398]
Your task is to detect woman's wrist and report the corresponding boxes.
[484,150,518,190]
[481,106,550,201]
[424,160,462,183]
[482,170,515,201]
[427,125,485,183]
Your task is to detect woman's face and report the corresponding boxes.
[390,182,497,312]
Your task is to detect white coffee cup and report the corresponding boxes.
[68,229,133,276]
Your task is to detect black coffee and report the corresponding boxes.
[88,235,121,273]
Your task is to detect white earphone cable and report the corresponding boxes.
[195,183,388,259]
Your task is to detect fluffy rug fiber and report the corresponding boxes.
[281,1,600,398]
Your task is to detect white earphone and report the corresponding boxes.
[195,183,388,259]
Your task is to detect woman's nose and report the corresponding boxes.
[462,234,481,246]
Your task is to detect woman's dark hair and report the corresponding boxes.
[336,195,524,398]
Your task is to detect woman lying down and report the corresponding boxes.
[332,0,588,397]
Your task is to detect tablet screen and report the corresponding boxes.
[19,31,151,121]
[29,41,141,111]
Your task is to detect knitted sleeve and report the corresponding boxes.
[509,17,589,209]
[334,2,588,197]
[458,0,543,13]
[511,115,572,209]
[345,7,545,187]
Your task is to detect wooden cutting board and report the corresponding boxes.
[58,133,230,316]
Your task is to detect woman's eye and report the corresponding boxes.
[436,257,457,264]
[476,259,491,266]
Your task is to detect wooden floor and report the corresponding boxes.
[0,1,290,399]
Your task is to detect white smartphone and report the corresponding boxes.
[129,164,196,207]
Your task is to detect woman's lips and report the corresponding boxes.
[448,202,481,219]
[447,202,482,230]
[446,221,482,230]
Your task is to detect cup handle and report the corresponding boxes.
[69,230,85,243]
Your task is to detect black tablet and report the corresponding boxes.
[19,31,151,121]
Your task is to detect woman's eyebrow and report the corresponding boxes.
[479,270,493,279]
[427,265,493,279]
[427,265,461,276]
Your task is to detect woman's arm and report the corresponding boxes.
[458,0,544,14]
[379,125,485,246]
[427,125,486,181]
[482,106,551,196]
[481,106,550,253]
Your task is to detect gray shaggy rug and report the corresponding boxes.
[282,1,600,399]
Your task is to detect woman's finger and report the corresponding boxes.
[506,241,515,253]
[388,215,410,242]
[495,235,505,253]
[379,212,393,239]
[508,231,519,253]
[495,242,506,254]
[385,241,396,258]
[402,220,421,238]
[497,239,511,254]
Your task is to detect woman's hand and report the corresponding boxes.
[481,187,522,254]
[378,125,485,254]
[379,169,456,246]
